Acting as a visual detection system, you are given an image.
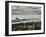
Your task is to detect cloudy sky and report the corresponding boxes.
[11,5,41,20]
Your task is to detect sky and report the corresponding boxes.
[11,5,41,20]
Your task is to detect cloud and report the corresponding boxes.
[12,5,41,15]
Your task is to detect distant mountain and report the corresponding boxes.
[12,18,27,22]
[12,17,41,22]
[12,19,41,24]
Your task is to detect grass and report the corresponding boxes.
[12,21,41,31]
